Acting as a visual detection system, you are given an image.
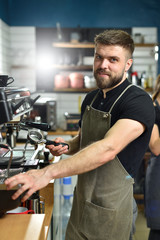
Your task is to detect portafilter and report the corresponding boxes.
[27,130,69,149]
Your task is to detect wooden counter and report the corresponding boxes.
[0,182,54,240]
[48,128,78,137]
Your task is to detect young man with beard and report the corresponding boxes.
[5,29,155,240]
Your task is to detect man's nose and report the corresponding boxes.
[99,59,109,68]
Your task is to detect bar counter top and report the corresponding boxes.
[0,182,54,240]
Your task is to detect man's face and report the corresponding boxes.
[93,44,132,91]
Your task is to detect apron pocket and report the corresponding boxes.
[79,200,116,240]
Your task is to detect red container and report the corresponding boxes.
[54,74,70,88]
[7,207,35,214]
[69,72,84,88]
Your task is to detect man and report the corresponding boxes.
[5,29,155,240]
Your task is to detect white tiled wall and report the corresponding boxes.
[0,19,11,74]
[10,26,36,91]
[0,21,36,90]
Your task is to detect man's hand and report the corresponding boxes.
[46,137,69,156]
[5,168,52,202]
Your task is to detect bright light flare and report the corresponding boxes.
[36,53,53,71]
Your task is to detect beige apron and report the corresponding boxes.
[66,85,134,240]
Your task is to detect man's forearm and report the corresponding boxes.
[46,138,115,180]
[66,131,81,155]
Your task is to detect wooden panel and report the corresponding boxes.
[0,214,45,240]
[39,182,54,239]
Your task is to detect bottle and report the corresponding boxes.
[147,65,153,89]
[61,177,72,240]
[131,72,138,85]
[140,71,148,89]
[56,22,63,42]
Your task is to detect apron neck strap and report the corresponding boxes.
[90,90,101,107]
[109,84,133,114]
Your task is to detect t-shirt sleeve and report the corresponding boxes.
[118,91,155,130]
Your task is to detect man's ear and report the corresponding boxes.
[125,58,133,72]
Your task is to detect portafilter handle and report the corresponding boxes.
[44,139,69,149]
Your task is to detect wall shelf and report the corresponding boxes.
[53,87,96,93]
[52,42,158,49]
[53,42,95,48]
[52,64,92,70]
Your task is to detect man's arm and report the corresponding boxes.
[47,118,145,178]
[5,118,145,201]
[149,124,160,156]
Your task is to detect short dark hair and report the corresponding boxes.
[94,29,134,58]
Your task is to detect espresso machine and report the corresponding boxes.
[0,76,56,216]
[0,78,65,173]
[0,83,43,170]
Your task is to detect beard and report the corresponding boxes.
[94,69,124,89]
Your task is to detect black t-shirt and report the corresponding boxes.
[79,79,155,178]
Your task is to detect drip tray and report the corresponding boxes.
[4,147,36,160]
[0,146,42,168]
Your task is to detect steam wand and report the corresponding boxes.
[0,144,13,179]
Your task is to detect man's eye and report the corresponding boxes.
[95,55,101,60]
[110,58,117,62]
